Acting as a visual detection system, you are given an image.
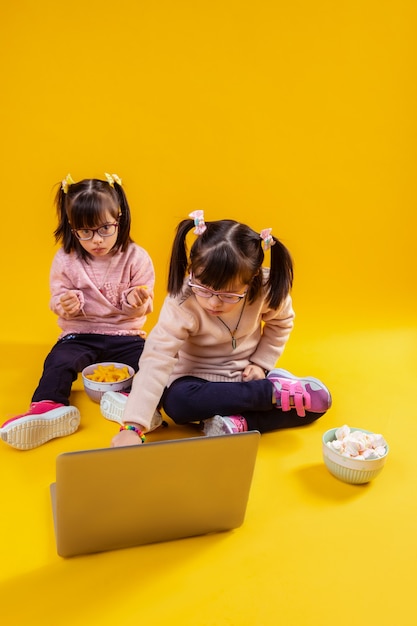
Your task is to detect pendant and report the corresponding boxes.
[232,337,237,350]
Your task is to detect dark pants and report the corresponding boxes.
[32,334,145,406]
[161,376,324,433]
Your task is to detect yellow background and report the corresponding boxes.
[0,1,416,625]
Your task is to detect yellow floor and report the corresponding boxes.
[1,0,415,622]
[1,321,416,626]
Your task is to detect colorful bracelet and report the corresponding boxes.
[119,424,146,443]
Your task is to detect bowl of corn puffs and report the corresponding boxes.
[81,362,135,403]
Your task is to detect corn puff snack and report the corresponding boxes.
[86,364,131,383]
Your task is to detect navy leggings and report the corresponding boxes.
[161,376,324,433]
[32,333,145,406]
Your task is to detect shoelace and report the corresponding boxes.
[276,380,311,417]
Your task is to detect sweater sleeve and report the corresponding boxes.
[122,297,196,429]
[249,294,295,371]
[49,250,85,319]
[120,248,155,317]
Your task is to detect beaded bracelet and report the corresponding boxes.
[119,424,146,443]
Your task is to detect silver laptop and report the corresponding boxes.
[50,431,260,557]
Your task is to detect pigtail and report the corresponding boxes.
[167,219,195,295]
[53,184,73,251]
[266,237,294,309]
[111,181,132,251]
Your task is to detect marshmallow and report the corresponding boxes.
[327,425,387,459]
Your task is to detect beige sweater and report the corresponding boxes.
[123,275,295,429]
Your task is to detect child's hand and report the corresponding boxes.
[242,363,266,381]
[111,429,143,447]
[127,285,151,308]
[60,290,81,315]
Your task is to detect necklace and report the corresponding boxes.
[88,257,114,293]
[217,298,246,350]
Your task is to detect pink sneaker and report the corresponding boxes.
[267,369,332,417]
[203,415,248,436]
[1,401,80,450]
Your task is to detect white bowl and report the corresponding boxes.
[322,427,389,484]
[81,362,135,403]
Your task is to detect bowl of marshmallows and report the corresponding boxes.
[322,425,389,484]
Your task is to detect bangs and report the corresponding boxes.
[67,192,119,230]
[192,245,253,290]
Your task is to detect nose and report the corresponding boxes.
[207,294,221,306]
[92,230,103,241]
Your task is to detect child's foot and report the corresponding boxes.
[0,401,80,450]
[267,369,332,417]
[203,415,248,436]
[100,391,165,433]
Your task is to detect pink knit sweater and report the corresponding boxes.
[123,274,295,429]
[49,245,155,338]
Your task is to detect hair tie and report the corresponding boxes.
[105,172,123,187]
[61,173,75,194]
[189,210,207,235]
[260,228,275,251]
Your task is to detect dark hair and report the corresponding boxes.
[54,177,133,260]
[168,219,293,309]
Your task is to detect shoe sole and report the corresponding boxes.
[268,368,332,410]
[203,416,234,437]
[100,392,127,424]
[0,407,81,450]
[100,392,164,433]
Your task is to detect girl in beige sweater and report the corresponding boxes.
[102,213,332,446]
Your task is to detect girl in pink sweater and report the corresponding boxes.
[1,173,160,450]
[102,212,332,447]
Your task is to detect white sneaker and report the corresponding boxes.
[100,392,163,433]
[203,415,248,437]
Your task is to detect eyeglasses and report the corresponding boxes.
[188,275,248,304]
[72,222,119,241]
